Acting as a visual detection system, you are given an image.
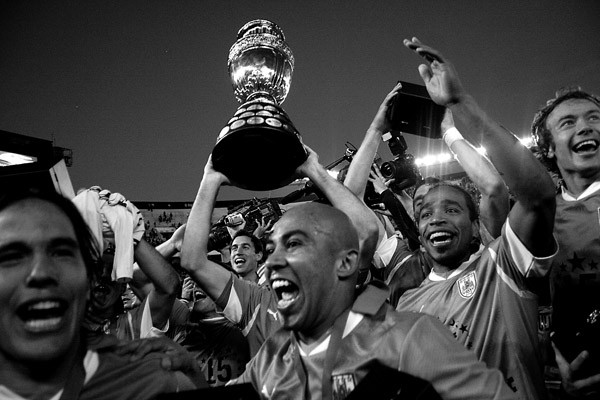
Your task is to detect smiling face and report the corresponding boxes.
[230,235,262,278]
[418,185,478,269]
[263,203,358,341]
[0,198,89,365]
[546,99,600,181]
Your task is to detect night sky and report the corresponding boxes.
[1,0,599,201]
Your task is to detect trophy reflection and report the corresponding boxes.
[212,19,307,191]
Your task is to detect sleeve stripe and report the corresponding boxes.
[488,247,537,299]
[242,304,261,337]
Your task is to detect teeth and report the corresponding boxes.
[574,140,599,151]
[28,301,61,311]
[24,317,63,332]
[278,298,296,308]
[271,279,292,289]
[429,232,451,240]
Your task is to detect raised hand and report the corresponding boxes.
[403,37,466,106]
[369,82,403,134]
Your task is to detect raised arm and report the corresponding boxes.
[179,157,233,301]
[132,238,181,330]
[298,145,379,270]
[441,108,510,239]
[405,37,556,257]
[344,83,403,243]
[130,223,187,300]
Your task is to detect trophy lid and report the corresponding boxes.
[236,19,285,41]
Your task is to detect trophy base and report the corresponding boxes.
[212,127,307,191]
[213,100,307,191]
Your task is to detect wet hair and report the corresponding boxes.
[531,87,600,175]
[424,182,479,222]
[0,188,102,283]
[231,229,263,255]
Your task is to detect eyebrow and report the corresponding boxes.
[266,229,308,245]
[421,198,464,211]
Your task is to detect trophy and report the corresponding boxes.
[212,19,307,191]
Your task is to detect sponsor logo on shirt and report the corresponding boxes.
[267,309,279,321]
[457,271,477,299]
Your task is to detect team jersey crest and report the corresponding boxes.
[457,271,477,299]
[332,373,356,400]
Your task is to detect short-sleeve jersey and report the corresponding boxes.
[549,186,600,354]
[396,221,553,400]
[232,285,516,400]
[182,315,251,387]
[377,236,432,308]
[215,272,281,356]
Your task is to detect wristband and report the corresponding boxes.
[443,127,464,149]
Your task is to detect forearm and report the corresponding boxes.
[345,128,382,197]
[447,135,509,238]
[179,173,231,300]
[134,239,180,297]
[306,162,379,264]
[449,95,555,203]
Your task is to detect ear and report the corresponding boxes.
[336,249,359,279]
[254,250,263,263]
[546,144,555,159]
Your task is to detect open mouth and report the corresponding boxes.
[428,231,454,247]
[233,257,246,266]
[271,279,299,309]
[16,300,68,332]
[573,139,599,154]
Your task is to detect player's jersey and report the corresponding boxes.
[0,348,195,400]
[396,221,553,400]
[232,284,516,400]
[550,186,600,353]
[216,272,281,356]
[84,297,167,346]
[183,315,251,387]
[378,236,432,308]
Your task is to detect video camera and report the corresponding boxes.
[379,131,421,190]
[207,198,282,252]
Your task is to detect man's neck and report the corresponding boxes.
[561,168,600,197]
[563,173,600,198]
[0,341,82,399]
[240,269,258,283]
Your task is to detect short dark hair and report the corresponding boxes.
[425,182,479,222]
[231,229,263,254]
[413,176,442,198]
[531,87,600,175]
[0,189,102,282]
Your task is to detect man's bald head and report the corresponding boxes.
[280,203,359,254]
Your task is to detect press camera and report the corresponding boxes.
[207,198,283,251]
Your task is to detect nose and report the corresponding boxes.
[576,117,593,135]
[428,210,446,226]
[26,254,59,288]
[264,246,285,273]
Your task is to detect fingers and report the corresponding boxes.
[403,37,444,63]
[571,349,591,372]
[418,64,433,83]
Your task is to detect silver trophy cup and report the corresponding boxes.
[212,19,307,191]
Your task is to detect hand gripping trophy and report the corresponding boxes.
[212,19,307,191]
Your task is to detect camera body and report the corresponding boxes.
[380,131,421,190]
[208,198,283,252]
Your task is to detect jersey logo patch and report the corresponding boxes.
[332,373,356,399]
[457,271,477,299]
